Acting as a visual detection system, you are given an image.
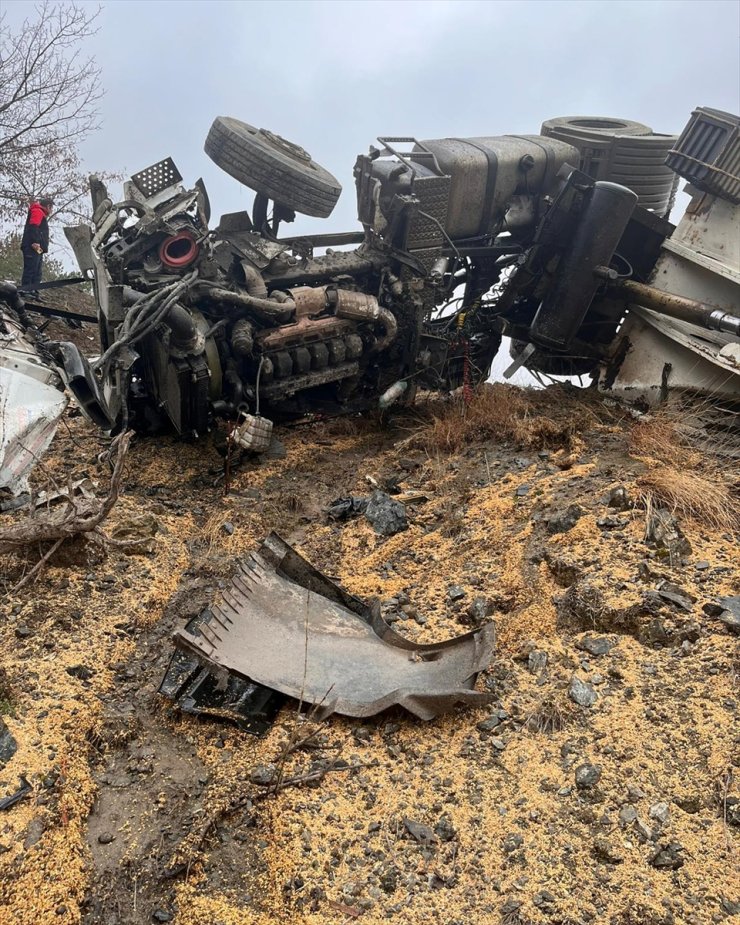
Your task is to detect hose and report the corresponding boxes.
[195,282,295,322]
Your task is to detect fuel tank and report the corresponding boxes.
[411,135,580,239]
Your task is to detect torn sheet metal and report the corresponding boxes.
[173,533,495,721]
[159,608,284,735]
[0,307,67,494]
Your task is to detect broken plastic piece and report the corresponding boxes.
[231,413,273,453]
[159,608,284,735]
[172,533,495,721]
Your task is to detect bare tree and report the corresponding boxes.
[0,2,103,226]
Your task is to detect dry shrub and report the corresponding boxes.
[525,691,576,734]
[407,383,597,454]
[630,405,739,533]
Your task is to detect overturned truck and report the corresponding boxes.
[2,107,740,474]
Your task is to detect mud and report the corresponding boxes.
[0,386,737,925]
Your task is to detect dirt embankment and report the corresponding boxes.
[0,385,737,925]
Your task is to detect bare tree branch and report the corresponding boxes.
[0,2,103,227]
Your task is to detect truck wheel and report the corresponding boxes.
[204,117,341,218]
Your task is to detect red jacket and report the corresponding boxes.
[21,202,50,252]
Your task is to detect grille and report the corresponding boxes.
[665,108,740,204]
[131,158,183,199]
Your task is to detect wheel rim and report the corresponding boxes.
[257,128,313,165]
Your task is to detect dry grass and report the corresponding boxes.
[404,383,601,455]
[525,691,577,734]
[630,406,740,533]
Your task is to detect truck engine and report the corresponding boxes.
[8,108,740,461]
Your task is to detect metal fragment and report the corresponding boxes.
[173,533,495,721]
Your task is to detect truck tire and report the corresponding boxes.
[541,116,652,138]
[204,117,341,218]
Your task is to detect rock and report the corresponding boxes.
[643,613,671,645]
[66,665,95,681]
[597,515,626,530]
[14,624,31,639]
[645,509,692,561]
[608,486,631,511]
[364,491,408,536]
[674,793,702,814]
[327,496,368,521]
[515,485,530,497]
[250,764,277,785]
[547,504,584,534]
[592,836,624,864]
[528,649,548,673]
[706,596,740,634]
[726,797,740,828]
[627,784,646,803]
[403,818,437,846]
[575,635,615,657]
[447,585,466,602]
[465,596,492,625]
[23,816,46,850]
[152,911,173,923]
[569,675,597,708]
[619,805,638,825]
[649,802,670,825]
[477,714,502,734]
[656,587,694,612]
[716,610,740,634]
[0,718,17,769]
[651,841,684,870]
[634,817,655,842]
[266,437,287,459]
[719,595,740,618]
[575,763,602,789]
[379,865,399,894]
[502,833,523,853]
[221,521,234,536]
[434,816,457,842]
[97,832,115,844]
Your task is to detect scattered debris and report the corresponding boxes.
[326,496,368,521]
[364,490,408,536]
[0,776,32,811]
[0,432,132,588]
[168,533,495,722]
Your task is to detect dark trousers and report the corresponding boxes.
[21,248,43,289]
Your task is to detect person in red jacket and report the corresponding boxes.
[20,197,53,294]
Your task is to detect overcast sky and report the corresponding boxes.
[5,0,740,382]
[7,0,739,236]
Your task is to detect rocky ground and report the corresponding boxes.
[0,383,738,925]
